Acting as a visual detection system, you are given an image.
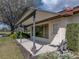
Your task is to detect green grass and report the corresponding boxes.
[0,37,24,59]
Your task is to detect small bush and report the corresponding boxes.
[66,23,79,52]
[37,52,58,59]
[16,32,30,39]
[21,32,30,38]
[16,31,20,38]
[10,33,17,39]
[37,52,75,59]
[62,54,72,59]
[37,51,78,59]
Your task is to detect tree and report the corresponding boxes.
[0,0,33,34]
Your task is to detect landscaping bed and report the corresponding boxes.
[37,51,79,59]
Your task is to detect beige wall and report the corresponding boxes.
[50,13,79,44]
[49,17,68,44]
[25,13,79,44]
[27,22,50,43]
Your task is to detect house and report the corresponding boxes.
[16,6,79,46]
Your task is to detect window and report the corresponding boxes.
[35,25,43,37]
[32,24,49,39]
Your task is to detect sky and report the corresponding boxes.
[0,23,9,30]
[34,0,79,13]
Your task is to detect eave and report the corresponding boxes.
[16,6,79,27]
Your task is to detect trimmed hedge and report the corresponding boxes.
[66,23,79,52]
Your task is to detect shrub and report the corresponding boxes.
[16,31,20,38]
[16,32,30,39]
[21,32,30,38]
[37,52,75,59]
[10,33,17,39]
[66,23,79,52]
[37,52,58,59]
[62,53,72,59]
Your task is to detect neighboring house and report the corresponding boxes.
[16,6,79,46]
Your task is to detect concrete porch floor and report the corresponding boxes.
[16,39,58,56]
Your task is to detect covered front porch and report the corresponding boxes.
[18,9,58,45]
[15,9,67,57]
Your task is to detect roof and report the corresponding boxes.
[33,0,79,13]
[15,8,58,26]
[16,6,79,26]
[15,9,35,26]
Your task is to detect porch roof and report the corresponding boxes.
[15,8,58,26]
[15,9,35,26]
[22,10,58,26]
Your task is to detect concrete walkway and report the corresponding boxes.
[16,39,58,56]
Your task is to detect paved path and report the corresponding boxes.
[16,39,58,56]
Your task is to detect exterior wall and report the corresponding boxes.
[50,17,68,45]
[49,21,53,42]
[28,17,68,44]
[28,22,50,44]
[67,14,79,24]
[50,13,79,45]
[25,13,79,44]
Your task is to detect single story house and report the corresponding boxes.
[16,6,79,46]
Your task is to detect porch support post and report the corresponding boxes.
[30,27,32,40]
[31,10,36,54]
[19,24,22,43]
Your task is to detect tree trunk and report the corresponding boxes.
[10,25,15,34]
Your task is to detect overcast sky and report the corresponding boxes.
[34,0,79,13]
[0,23,9,30]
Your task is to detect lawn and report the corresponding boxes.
[0,37,24,59]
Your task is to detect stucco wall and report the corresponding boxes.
[29,21,50,44]
[50,13,79,45]
[49,17,68,45]
[26,13,79,44]
[67,14,79,24]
